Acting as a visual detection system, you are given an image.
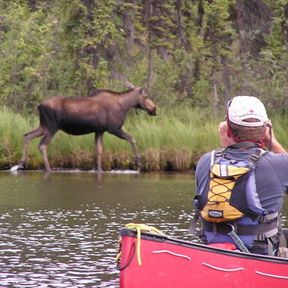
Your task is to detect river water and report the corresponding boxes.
[0,171,287,287]
[0,172,196,287]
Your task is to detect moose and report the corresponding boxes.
[13,84,156,172]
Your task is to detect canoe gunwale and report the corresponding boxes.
[120,228,288,264]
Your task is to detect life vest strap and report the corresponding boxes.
[203,219,278,236]
[258,212,279,223]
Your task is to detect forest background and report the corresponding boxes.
[0,0,288,171]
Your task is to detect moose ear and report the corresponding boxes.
[125,81,135,89]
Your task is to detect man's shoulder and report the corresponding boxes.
[198,151,212,164]
[259,151,288,170]
[257,151,288,185]
[262,151,288,163]
[196,151,213,176]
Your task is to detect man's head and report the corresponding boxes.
[227,96,270,143]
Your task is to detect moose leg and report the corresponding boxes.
[110,129,141,171]
[18,126,44,169]
[95,133,104,173]
[38,131,55,172]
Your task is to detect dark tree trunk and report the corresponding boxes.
[176,0,190,51]
[121,0,137,56]
[147,0,154,89]
[234,0,272,60]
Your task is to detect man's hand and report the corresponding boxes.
[263,122,287,154]
[218,121,234,148]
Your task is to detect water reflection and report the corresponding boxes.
[0,172,195,287]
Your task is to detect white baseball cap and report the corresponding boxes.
[227,96,269,127]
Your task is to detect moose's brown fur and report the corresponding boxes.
[16,86,156,172]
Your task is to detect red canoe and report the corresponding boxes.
[117,227,288,288]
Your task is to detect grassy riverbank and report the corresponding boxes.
[1,107,287,172]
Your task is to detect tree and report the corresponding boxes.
[201,0,236,112]
[253,0,288,112]
[0,1,52,112]
[0,0,287,114]
[57,0,121,94]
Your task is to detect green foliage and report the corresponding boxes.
[148,54,179,105]
[0,0,122,113]
[53,0,121,94]
[0,0,287,115]
[1,105,287,171]
[0,2,52,112]
[204,0,235,59]
[0,107,37,167]
[246,1,288,112]
[2,0,288,172]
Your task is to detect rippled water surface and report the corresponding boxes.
[0,172,197,287]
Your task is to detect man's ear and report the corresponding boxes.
[227,126,232,137]
[227,126,232,138]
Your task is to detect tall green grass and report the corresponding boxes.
[1,107,287,171]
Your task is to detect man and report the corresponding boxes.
[194,96,288,255]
